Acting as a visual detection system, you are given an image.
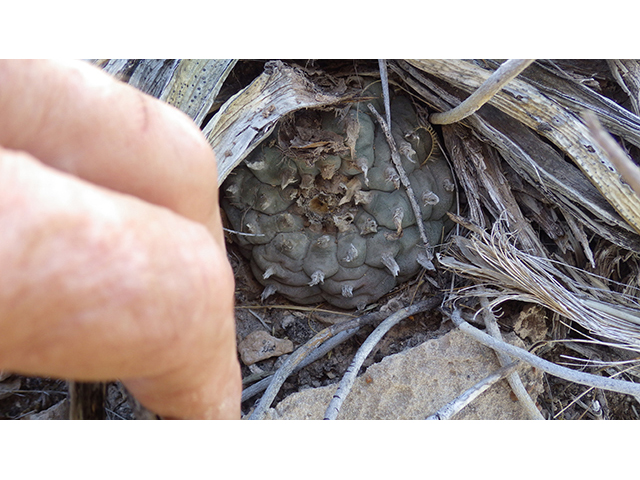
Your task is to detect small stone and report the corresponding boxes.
[238,330,294,366]
[281,315,296,329]
[380,298,403,315]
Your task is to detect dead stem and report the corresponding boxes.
[378,59,392,130]
[446,308,640,398]
[480,298,544,419]
[430,59,534,125]
[439,217,640,352]
[241,325,360,403]
[324,297,441,420]
[68,381,106,420]
[248,309,386,419]
[367,103,430,249]
[426,362,519,420]
[583,110,640,198]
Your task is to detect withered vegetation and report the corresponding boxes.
[3,59,640,420]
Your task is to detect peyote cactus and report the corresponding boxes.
[221,84,455,309]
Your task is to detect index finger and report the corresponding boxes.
[0,59,223,243]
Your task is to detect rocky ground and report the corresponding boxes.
[2,251,639,420]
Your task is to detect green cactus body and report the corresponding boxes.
[222,85,455,309]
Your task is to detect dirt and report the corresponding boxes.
[2,259,639,419]
[2,241,639,420]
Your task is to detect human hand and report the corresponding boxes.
[0,60,241,419]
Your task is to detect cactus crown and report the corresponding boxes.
[222,84,455,309]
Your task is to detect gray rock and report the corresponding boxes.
[263,328,543,420]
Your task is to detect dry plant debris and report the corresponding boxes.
[426,361,520,420]
[4,59,640,420]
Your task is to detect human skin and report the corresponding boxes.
[0,60,241,419]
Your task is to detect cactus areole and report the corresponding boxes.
[221,84,455,309]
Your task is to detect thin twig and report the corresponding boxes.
[248,309,270,329]
[378,59,392,130]
[426,362,519,420]
[583,110,640,198]
[241,325,361,402]
[248,310,385,419]
[367,103,430,249]
[105,407,127,420]
[430,59,535,125]
[445,308,640,397]
[223,227,265,237]
[11,389,67,395]
[324,297,441,420]
[479,298,545,420]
